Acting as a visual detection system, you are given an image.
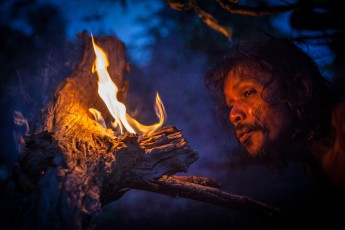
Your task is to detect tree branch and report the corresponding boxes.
[133,175,283,218]
[215,0,330,16]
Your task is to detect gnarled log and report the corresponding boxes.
[0,31,282,230]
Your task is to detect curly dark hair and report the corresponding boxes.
[205,37,339,142]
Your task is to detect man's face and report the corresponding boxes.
[224,67,294,156]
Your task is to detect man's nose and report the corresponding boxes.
[229,103,246,125]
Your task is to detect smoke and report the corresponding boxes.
[0,38,82,176]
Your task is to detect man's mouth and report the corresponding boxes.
[237,130,253,143]
[235,124,258,144]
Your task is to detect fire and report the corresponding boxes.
[91,35,166,135]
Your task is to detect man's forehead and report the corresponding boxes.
[225,69,271,90]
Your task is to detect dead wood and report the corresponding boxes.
[0,30,283,230]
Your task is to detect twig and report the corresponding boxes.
[131,175,284,219]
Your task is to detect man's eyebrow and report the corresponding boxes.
[232,81,241,90]
[232,78,254,90]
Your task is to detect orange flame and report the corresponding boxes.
[91,35,166,135]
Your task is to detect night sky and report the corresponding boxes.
[1,0,343,229]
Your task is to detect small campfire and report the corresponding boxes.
[3,31,282,229]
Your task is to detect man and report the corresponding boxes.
[205,37,345,193]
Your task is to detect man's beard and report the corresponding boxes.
[233,126,293,170]
[234,143,290,171]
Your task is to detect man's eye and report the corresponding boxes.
[244,89,255,97]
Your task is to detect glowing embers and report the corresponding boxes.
[90,35,166,136]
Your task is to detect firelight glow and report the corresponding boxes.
[91,35,166,135]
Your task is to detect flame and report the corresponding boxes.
[126,92,166,135]
[88,108,106,128]
[91,35,166,135]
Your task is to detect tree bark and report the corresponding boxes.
[0,31,282,230]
